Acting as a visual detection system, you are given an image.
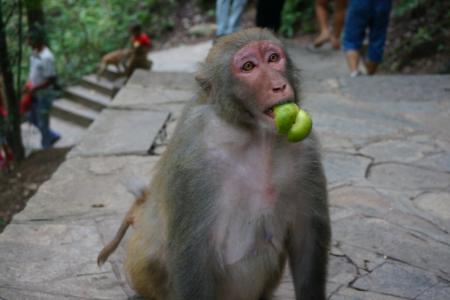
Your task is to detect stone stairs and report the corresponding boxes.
[21,67,127,152]
[49,67,126,147]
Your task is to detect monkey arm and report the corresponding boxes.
[287,156,330,300]
[164,140,220,300]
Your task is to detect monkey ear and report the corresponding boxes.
[195,72,211,92]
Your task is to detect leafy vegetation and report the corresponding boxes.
[44,0,177,85]
[382,0,450,73]
[280,0,315,38]
[3,0,178,88]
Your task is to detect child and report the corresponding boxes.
[126,23,153,77]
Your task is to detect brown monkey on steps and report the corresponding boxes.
[97,27,330,300]
[96,48,132,80]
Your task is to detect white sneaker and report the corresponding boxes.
[350,70,362,78]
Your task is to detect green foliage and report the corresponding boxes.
[41,0,176,85]
[393,0,424,17]
[382,1,450,73]
[280,0,315,38]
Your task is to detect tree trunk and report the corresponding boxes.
[0,1,25,161]
[24,0,45,29]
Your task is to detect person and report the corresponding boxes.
[0,76,13,169]
[313,0,347,49]
[255,0,285,33]
[216,0,247,38]
[343,0,392,77]
[23,29,61,149]
[126,23,153,77]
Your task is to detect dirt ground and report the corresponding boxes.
[0,148,69,232]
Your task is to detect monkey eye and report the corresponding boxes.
[242,61,255,72]
[268,53,280,63]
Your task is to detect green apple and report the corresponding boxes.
[273,103,299,134]
[287,109,312,142]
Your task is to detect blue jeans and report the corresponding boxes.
[28,89,60,149]
[216,0,247,36]
[343,0,392,62]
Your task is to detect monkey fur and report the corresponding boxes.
[98,28,330,300]
[96,48,132,80]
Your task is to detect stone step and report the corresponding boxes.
[22,114,87,152]
[81,74,117,97]
[52,98,99,127]
[50,117,87,148]
[101,65,124,81]
[65,85,111,111]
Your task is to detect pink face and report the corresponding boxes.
[231,41,295,122]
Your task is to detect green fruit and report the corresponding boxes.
[287,109,313,142]
[273,103,299,134]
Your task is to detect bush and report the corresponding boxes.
[280,0,315,38]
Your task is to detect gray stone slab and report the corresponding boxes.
[367,162,450,190]
[318,132,356,152]
[414,192,450,232]
[285,41,349,80]
[127,70,195,90]
[323,152,372,186]
[315,112,405,142]
[340,75,450,140]
[416,151,450,173]
[352,261,439,299]
[330,185,450,249]
[0,222,126,299]
[360,137,436,163]
[417,282,450,300]
[373,188,450,246]
[330,287,406,300]
[0,288,83,300]
[330,186,393,217]
[333,215,450,277]
[68,109,169,157]
[14,156,158,222]
[340,75,450,104]
[111,85,193,110]
[327,254,359,285]
[338,244,386,272]
[149,41,211,72]
[303,92,417,131]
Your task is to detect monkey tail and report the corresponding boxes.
[97,178,148,267]
[97,215,132,266]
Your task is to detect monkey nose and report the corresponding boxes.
[273,84,286,93]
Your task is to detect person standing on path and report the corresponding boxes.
[313,0,347,49]
[343,0,392,77]
[216,0,248,38]
[23,29,61,149]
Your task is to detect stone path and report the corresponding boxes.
[1,40,449,300]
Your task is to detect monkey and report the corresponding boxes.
[97,27,330,300]
[124,44,153,78]
[96,48,132,80]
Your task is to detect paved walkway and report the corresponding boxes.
[1,40,449,300]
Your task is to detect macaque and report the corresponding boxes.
[97,48,132,80]
[98,27,330,300]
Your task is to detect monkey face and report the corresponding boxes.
[231,41,295,125]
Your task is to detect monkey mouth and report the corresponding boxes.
[263,99,295,119]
